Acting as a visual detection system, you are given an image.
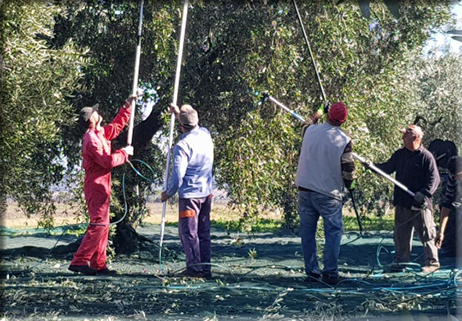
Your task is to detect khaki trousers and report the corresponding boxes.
[394,206,439,266]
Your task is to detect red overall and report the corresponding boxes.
[71,104,130,270]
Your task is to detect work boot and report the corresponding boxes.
[97,268,118,275]
[68,265,97,275]
[305,272,321,283]
[389,263,406,273]
[322,273,344,286]
[421,264,440,274]
[177,269,202,278]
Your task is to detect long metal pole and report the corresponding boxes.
[292,0,327,103]
[349,191,364,235]
[352,153,415,197]
[292,1,366,233]
[127,0,144,146]
[159,0,189,269]
[268,96,306,122]
[267,94,365,233]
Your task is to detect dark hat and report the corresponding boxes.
[78,104,99,129]
[179,104,198,129]
[328,102,348,125]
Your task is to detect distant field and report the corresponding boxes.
[1,201,283,228]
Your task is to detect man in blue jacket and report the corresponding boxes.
[161,104,214,279]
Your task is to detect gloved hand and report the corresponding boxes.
[347,180,356,192]
[323,102,331,114]
[316,104,326,117]
[361,160,373,170]
[411,191,425,211]
[122,146,134,156]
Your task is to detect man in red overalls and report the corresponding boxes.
[69,95,135,275]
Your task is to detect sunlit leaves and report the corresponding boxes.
[1,1,89,226]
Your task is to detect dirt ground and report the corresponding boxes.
[1,205,461,320]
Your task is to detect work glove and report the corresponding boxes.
[347,180,356,192]
[122,146,134,156]
[315,104,325,117]
[361,160,373,171]
[322,102,331,114]
[411,191,426,211]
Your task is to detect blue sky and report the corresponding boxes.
[423,2,462,55]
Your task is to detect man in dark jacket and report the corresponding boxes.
[435,156,462,260]
[374,125,440,273]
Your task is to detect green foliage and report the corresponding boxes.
[179,1,454,225]
[408,52,462,150]
[0,0,89,227]
[1,0,457,237]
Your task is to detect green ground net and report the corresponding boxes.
[1,225,461,320]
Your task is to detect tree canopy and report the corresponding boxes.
[1,0,460,235]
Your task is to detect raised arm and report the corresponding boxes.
[103,95,136,141]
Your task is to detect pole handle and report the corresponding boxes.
[127,0,145,147]
[353,153,415,197]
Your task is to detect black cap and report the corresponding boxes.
[78,104,99,129]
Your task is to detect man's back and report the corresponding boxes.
[175,126,214,198]
[296,122,350,200]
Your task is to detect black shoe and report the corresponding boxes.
[97,268,117,275]
[69,265,97,275]
[389,263,406,273]
[202,271,213,280]
[177,269,208,278]
[305,272,321,282]
[322,274,343,285]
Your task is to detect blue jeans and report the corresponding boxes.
[298,190,343,277]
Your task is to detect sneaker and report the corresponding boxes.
[421,265,440,273]
[322,274,343,285]
[97,268,117,275]
[305,272,321,282]
[68,265,97,275]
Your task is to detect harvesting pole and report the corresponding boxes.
[127,0,145,147]
[292,0,327,104]
[159,0,189,269]
[352,153,415,197]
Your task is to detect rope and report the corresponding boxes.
[159,0,189,272]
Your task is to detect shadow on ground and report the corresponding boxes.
[1,225,461,320]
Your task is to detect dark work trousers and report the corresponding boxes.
[178,195,212,273]
[394,206,439,266]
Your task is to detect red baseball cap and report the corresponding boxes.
[328,102,348,125]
